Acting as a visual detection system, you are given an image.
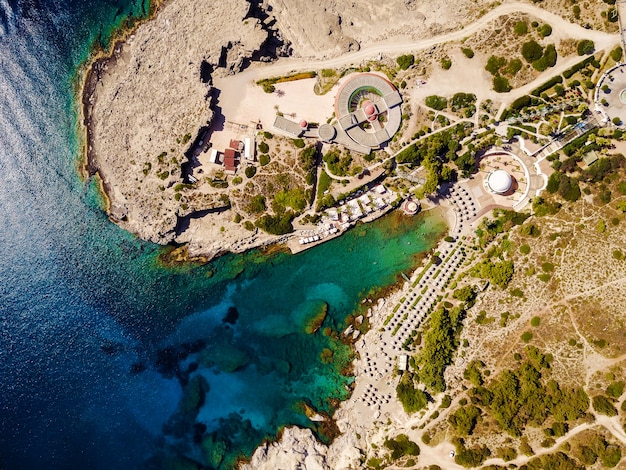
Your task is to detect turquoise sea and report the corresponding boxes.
[0,1,447,468]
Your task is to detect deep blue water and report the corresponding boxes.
[0,1,447,468]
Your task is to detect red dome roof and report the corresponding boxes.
[300,120,308,128]
[364,104,376,116]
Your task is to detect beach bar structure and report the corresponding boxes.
[208,148,220,164]
[273,115,305,137]
[223,148,238,173]
[244,137,255,161]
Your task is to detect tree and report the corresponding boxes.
[449,405,481,436]
[384,434,420,460]
[577,39,595,56]
[396,373,429,413]
[397,54,415,70]
[611,46,623,62]
[538,23,552,37]
[244,166,256,178]
[485,55,506,75]
[493,76,511,93]
[522,40,544,63]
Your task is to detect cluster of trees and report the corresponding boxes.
[315,170,333,209]
[414,306,466,393]
[533,195,561,216]
[449,404,481,436]
[450,93,476,112]
[323,149,352,176]
[471,259,514,288]
[521,40,557,72]
[475,209,530,245]
[466,347,589,437]
[592,395,618,416]
[396,372,429,413]
[573,433,622,467]
[546,171,581,202]
[453,285,477,307]
[383,434,420,460]
[397,124,473,198]
[254,211,294,235]
[274,187,308,212]
[299,145,318,186]
[452,438,492,468]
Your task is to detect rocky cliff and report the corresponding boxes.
[84,0,283,245]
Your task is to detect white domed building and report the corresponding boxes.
[486,169,513,194]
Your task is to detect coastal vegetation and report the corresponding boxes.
[257,71,317,93]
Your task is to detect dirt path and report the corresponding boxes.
[215,2,618,134]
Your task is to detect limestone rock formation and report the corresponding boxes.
[86,0,274,245]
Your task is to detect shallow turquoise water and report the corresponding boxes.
[0,1,448,468]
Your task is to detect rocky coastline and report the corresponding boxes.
[81,0,291,256]
[80,0,485,466]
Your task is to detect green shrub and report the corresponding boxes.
[425,95,448,110]
[440,395,452,408]
[255,211,295,235]
[606,381,624,398]
[592,395,617,416]
[259,154,270,166]
[493,76,511,93]
[601,445,622,467]
[258,141,269,153]
[462,47,474,58]
[531,75,563,96]
[506,58,523,75]
[497,447,518,462]
[611,46,623,62]
[485,55,506,75]
[538,24,552,37]
[577,39,595,56]
[384,434,420,460]
[293,138,305,148]
[511,288,524,298]
[397,54,415,70]
[441,57,452,70]
[245,166,257,178]
[521,331,533,343]
[530,316,541,327]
